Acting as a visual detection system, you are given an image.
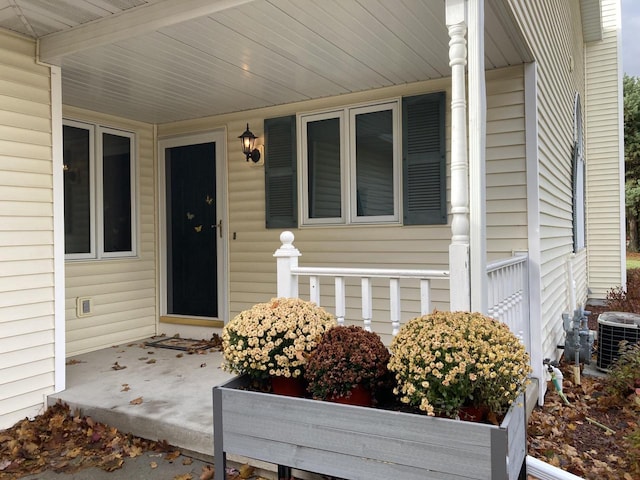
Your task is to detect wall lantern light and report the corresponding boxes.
[239,123,261,163]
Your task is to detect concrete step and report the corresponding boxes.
[48,339,233,458]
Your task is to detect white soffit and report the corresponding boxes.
[1,0,532,123]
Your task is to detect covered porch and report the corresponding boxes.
[49,227,540,460]
[45,0,541,399]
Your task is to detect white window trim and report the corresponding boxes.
[63,119,137,260]
[298,99,401,226]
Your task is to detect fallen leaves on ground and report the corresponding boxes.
[65,359,85,365]
[173,474,192,480]
[165,450,181,462]
[200,464,214,480]
[0,402,191,478]
[527,361,640,479]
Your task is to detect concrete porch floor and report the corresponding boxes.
[48,336,234,460]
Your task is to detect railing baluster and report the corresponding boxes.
[309,275,320,305]
[487,271,495,318]
[497,268,505,323]
[335,277,345,327]
[361,277,372,331]
[390,278,401,335]
[420,279,430,315]
[506,266,514,329]
[515,263,523,331]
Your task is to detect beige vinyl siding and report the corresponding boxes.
[160,67,527,340]
[62,106,156,356]
[0,30,55,429]
[585,0,624,298]
[486,70,528,259]
[509,0,589,359]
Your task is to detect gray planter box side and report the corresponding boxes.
[213,376,526,480]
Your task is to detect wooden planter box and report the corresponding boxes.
[213,376,526,480]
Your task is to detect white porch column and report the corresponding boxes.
[468,0,487,314]
[51,65,66,393]
[273,231,300,298]
[446,0,470,311]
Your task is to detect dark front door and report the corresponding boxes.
[165,142,217,317]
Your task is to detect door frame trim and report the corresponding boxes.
[157,129,229,324]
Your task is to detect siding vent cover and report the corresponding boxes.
[597,312,640,370]
[76,297,94,318]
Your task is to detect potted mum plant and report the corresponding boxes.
[221,297,336,395]
[304,325,391,406]
[389,310,531,421]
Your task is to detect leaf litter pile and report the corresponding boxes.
[527,361,640,480]
[0,402,153,477]
[1,403,190,479]
[0,403,264,480]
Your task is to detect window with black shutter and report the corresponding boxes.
[264,92,446,228]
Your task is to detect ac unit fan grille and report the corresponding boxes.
[597,318,640,370]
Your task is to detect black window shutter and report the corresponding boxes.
[264,115,297,228]
[402,92,446,225]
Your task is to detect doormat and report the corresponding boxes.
[145,335,222,352]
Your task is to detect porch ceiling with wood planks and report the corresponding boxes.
[0,0,532,124]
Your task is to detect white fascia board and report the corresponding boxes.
[38,0,255,65]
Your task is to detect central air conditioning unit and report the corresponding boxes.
[597,312,640,370]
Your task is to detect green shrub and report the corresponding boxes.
[606,340,640,398]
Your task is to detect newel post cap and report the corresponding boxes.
[274,231,301,257]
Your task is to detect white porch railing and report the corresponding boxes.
[274,231,529,341]
[275,230,448,336]
[290,265,449,336]
[486,252,530,352]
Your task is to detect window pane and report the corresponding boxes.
[355,109,394,216]
[63,125,91,254]
[307,118,341,218]
[102,133,132,252]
